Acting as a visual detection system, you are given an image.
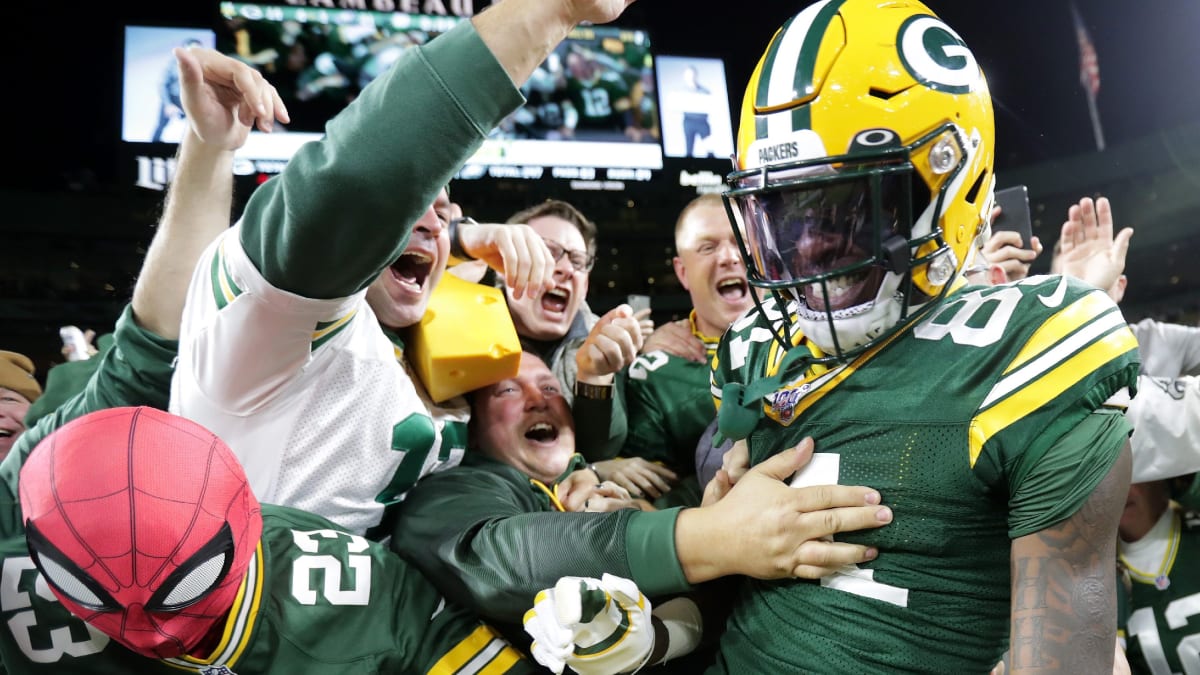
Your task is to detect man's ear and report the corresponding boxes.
[987,264,1009,287]
[673,256,689,290]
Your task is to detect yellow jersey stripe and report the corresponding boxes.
[428,625,501,675]
[477,645,524,674]
[162,543,264,671]
[530,480,566,512]
[968,326,1137,467]
[1004,290,1113,375]
[767,327,903,423]
[311,309,358,350]
[984,307,1127,408]
[1120,510,1182,584]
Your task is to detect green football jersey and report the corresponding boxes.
[708,276,1139,673]
[0,503,530,674]
[623,320,720,473]
[1120,507,1200,675]
[565,72,631,130]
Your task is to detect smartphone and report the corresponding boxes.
[626,294,652,314]
[991,185,1034,250]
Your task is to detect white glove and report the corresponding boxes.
[523,573,654,675]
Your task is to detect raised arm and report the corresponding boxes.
[241,0,637,299]
[1009,442,1130,673]
[0,50,285,475]
[133,46,287,338]
[472,0,635,86]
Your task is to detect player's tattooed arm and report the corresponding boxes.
[1008,441,1131,674]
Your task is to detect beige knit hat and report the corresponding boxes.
[0,351,41,403]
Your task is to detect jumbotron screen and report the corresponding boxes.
[214,2,664,176]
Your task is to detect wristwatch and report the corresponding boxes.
[447,217,477,262]
[574,380,613,401]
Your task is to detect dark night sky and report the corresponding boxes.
[15,0,1200,189]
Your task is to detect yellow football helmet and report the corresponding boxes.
[724,0,995,361]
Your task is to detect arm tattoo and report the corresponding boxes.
[1009,442,1130,673]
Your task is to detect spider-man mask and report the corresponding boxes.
[18,407,263,659]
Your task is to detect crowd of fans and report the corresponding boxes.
[2,0,1199,673]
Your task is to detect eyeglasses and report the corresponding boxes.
[542,238,594,272]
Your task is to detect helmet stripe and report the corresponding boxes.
[756,0,847,139]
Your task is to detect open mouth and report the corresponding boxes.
[803,266,883,312]
[540,288,569,314]
[0,430,12,439]
[389,251,433,293]
[716,278,749,303]
[525,422,559,444]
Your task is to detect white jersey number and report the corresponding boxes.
[1,557,109,663]
[1127,593,1200,674]
[290,529,372,606]
[913,286,1021,348]
[628,352,670,381]
[790,452,910,608]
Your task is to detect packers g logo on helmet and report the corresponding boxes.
[897,16,980,95]
[724,0,995,363]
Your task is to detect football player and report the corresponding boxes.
[0,406,530,674]
[701,0,1137,672]
[561,49,636,139]
[168,0,640,537]
[613,194,756,507]
[1118,476,1200,674]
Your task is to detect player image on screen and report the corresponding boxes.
[498,26,658,144]
[217,3,453,133]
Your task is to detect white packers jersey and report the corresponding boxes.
[171,226,467,535]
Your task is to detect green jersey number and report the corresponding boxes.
[290,529,372,606]
[1128,594,1200,674]
[1,557,109,663]
[377,417,469,505]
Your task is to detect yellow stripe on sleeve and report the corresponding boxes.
[427,625,500,675]
[1005,291,1114,375]
[478,645,525,674]
[969,326,1137,467]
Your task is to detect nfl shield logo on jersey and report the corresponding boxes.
[200,666,237,675]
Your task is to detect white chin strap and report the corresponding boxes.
[793,269,905,356]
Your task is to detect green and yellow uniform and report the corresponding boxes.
[0,500,529,674]
[622,311,720,507]
[709,276,1139,673]
[0,312,531,675]
[1120,505,1200,675]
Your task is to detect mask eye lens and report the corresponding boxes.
[155,553,228,610]
[34,551,109,610]
[145,523,235,612]
[25,521,120,612]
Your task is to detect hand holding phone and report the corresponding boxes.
[991,185,1033,251]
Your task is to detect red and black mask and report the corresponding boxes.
[19,407,263,659]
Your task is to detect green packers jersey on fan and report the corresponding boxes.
[622,318,720,474]
[0,502,530,674]
[708,275,1138,673]
[1120,506,1200,675]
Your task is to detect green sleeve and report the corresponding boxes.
[238,21,526,298]
[1008,409,1132,538]
[573,376,628,461]
[391,463,690,625]
[0,305,177,489]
